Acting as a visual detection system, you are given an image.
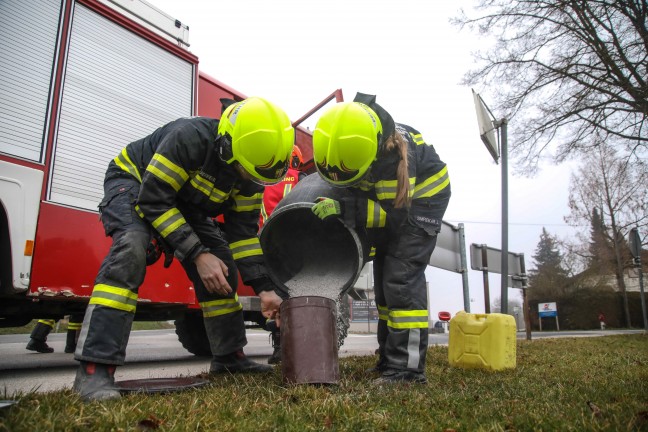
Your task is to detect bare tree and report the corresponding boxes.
[454,0,648,174]
[565,144,648,326]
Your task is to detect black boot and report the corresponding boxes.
[365,347,386,374]
[64,329,78,354]
[26,321,54,353]
[210,350,273,374]
[73,361,121,401]
[373,369,428,385]
[268,329,281,365]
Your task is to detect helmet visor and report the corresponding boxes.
[252,158,289,185]
[316,159,368,187]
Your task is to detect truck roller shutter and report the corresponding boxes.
[49,3,194,211]
[0,0,62,162]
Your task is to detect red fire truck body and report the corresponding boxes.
[0,0,315,348]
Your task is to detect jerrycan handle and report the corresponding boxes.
[473,314,488,323]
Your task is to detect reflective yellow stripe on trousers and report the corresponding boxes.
[387,309,429,329]
[200,294,243,317]
[89,284,138,313]
[377,304,389,322]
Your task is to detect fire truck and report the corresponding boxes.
[0,0,327,355]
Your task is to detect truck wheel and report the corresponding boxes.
[174,311,212,357]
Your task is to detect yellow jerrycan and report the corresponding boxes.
[448,311,517,371]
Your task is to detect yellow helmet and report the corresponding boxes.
[218,97,295,185]
[313,102,382,186]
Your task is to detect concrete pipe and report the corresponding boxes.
[259,174,367,300]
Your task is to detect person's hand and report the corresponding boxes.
[312,197,342,220]
[194,252,232,295]
[258,290,283,323]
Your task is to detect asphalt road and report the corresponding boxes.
[0,328,642,396]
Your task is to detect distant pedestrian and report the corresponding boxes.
[598,312,606,330]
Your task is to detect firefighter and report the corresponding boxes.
[73,97,294,401]
[26,314,84,354]
[310,93,451,384]
[26,319,56,353]
[258,146,306,364]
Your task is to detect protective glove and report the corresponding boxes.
[145,235,174,268]
[312,197,343,220]
[160,237,174,268]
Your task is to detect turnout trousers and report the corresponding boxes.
[371,191,450,374]
[75,176,246,365]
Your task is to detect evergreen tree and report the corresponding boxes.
[528,228,570,301]
[588,207,615,272]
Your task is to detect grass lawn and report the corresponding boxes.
[0,334,646,431]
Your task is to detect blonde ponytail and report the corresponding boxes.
[383,132,410,208]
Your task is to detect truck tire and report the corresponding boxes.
[174,311,212,357]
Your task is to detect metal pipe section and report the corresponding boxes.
[259,175,367,299]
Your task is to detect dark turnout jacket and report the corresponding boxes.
[105,116,267,283]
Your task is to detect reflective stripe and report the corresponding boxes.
[200,294,243,317]
[366,200,386,228]
[67,322,82,330]
[407,328,422,369]
[260,203,269,224]
[146,154,189,191]
[413,166,450,199]
[387,309,428,329]
[377,304,389,321]
[375,179,397,200]
[283,183,293,196]
[134,205,145,219]
[232,192,263,212]
[37,319,55,327]
[152,208,187,238]
[369,246,376,258]
[409,132,425,145]
[190,174,229,203]
[356,178,375,191]
[375,178,416,200]
[89,284,138,313]
[114,148,142,183]
[230,237,262,260]
[407,177,416,198]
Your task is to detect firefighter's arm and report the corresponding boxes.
[258,290,282,321]
[222,182,274,285]
[137,127,208,263]
[311,196,386,229]
[193,252,232,295]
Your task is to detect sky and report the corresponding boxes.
[145,0,583,319]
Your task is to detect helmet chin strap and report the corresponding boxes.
[353,92,395,151]
[215,133,233,164]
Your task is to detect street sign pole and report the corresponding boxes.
[472,89,509,314]
[500,118,509,314]
[629,227,647,331]
[458,223,471,312]
[481,245,491,313]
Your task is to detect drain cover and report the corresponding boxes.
[116,377,210,394]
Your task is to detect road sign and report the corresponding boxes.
[429,220,463,273]
[538,302,557,318]
[472,89,499,163]
[469,243,523,276]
